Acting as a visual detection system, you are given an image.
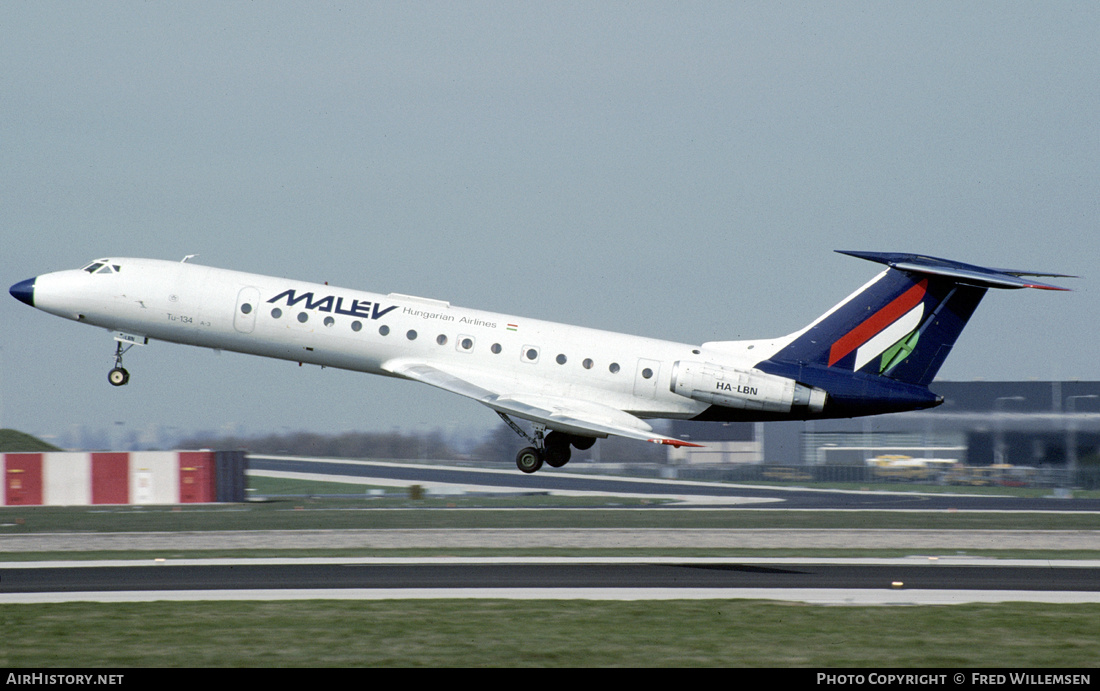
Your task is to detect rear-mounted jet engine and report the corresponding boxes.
[669,361,827,414]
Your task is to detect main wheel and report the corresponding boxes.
[544,432,572,468]
[545,446,571,468]
[515,446,543,474]
[570,435,597,451]
[108,367,130,387]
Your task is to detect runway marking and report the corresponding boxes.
[9,556,1100,568]
[3,588,1099,605]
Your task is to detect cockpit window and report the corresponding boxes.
[81,260,121,274]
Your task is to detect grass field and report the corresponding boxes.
[0,600,1097,667]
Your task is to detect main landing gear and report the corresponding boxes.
[108,341,131,387]
[498,413,597,474]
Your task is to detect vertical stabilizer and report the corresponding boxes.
[765,251,1071,389]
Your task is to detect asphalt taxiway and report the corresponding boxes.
[248,455,1100,512]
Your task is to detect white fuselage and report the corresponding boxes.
[27,258,793,422]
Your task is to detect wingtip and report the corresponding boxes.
[650,438,705,448]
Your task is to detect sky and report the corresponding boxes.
[3,2,1098,447]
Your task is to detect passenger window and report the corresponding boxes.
[436,334,448,346]
[523,346,540,363]
[324,316,335,327]
[556,354,567,365]
[297,312,309,323]
[271,308,283,319]
[459,337,474,351]
[491,343,502,354]
[582,358,593,370]
[379,325,390,336]
[352,321,363,332]
[609,362,620,374]
[407,330,418,340]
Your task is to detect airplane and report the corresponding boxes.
[9,251,1072,473]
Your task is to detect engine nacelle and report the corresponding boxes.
[669,361,827,414]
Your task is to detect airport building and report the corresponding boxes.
[666,380,1100,485]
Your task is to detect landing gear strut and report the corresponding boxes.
[499,413,591,474]
[108,341,131,387]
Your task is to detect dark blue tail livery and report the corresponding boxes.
[755,251,1072,416]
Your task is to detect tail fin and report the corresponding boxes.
[767,251,1073,388]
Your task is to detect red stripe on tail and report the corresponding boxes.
[828,279,927,367]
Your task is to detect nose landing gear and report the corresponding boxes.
[108,341,132,387]
[108,366,130,386]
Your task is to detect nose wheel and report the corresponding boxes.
[109,341,132,387]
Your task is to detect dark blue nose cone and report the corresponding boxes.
[9,277,35,307]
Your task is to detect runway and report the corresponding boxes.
[3,556,1099,605]
[4,457,1098,606]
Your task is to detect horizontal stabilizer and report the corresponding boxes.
[836,251,1074,291]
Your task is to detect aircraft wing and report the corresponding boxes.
[382,360,702,448]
